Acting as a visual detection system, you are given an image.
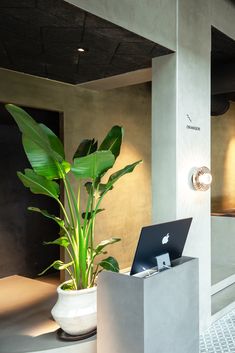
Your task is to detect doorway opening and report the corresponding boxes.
[0,103,62,285]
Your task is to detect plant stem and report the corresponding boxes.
[57,199,70,225]
[63,177,76,230]
[65,174,81,229]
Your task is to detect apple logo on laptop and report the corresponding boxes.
[162,233,170,244]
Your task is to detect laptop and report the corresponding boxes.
[130,218,193,275]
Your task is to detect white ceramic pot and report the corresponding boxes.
[51,283,97,336]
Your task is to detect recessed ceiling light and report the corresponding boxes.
[77,47,86,53]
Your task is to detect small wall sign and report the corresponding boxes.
[186,114,200,131]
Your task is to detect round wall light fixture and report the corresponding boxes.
[192,166,212,191]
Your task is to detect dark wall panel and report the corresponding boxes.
[0,104,61,278]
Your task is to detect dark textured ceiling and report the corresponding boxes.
[0,0,172,84]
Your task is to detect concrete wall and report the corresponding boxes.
[210,0,235,41]
[0,68,151,270]
[211,216,235,285]
[211,103,235,285]
[66,0,235,332]
[211,103,235,212]
[152,0,211,330]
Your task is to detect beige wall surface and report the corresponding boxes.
[0,68,151,270]
[211,103,235,287]
[211,103,235,212]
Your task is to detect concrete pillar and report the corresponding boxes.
[152,0,211,331]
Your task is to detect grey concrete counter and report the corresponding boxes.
[97,256,199,353]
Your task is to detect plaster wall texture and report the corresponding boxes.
[0,68,151,271]
[211,103,235,285]
[65,0,176,51]
[210,0,235,41]
[153,0,211,331]
[211,103,235,212]
[211,216,235,285]
[177,0,211,331]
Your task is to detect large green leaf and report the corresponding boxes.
[85,182,113,197]
[82,208,105,220]
[95,237,121,255]
[27,207,64,227]
[5,104,63,162]
[39,260,73,275]
[17,169,60,199]
[44,236,70,248]
[23,136,70,180]
[73,139,98,159]
[72,151,115,179]
[99,256,119,272]
[102,160,142,194]
[21,121,69,180]
[99,126,123,159]
[40,124,65,159]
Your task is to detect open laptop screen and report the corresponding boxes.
[130,218,193,275]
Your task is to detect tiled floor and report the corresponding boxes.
[200,309,235,352]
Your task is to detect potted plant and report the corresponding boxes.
[5,104,142,337]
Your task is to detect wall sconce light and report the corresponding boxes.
[192,166,212,191]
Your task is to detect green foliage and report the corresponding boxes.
[73,138,98,159]
[27,207,65,227]
[72,151,115,179]
[44,237,70,248]
[99,257,119,272]
[17,169,60,199]
[5,103,142,290]
[98,125,123,159]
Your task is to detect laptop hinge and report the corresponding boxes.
[155,253,171,272]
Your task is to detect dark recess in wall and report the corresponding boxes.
[0,104,61,279]
[211,27,235,116]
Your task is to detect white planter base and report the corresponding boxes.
[51,284,97,336]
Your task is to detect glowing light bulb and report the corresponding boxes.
[192,166,212,191]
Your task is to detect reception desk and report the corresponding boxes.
[97,257,199,353]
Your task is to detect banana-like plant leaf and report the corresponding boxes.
[22,123,69,180]
[99,126,123,159]
[85,182,113,197]
[82,208,105,220]
[95,237,121,255]
[99,256,119,272]
[23,136,67,180]
[104,160,142,193]
[39,260,73,275]
[17,169,60,199]
[5,104,63,162]
[40,124,65,159]
[73,139,98,159]
[27,207,64,227]
[44,236,70,248]
[72,151,115,179]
